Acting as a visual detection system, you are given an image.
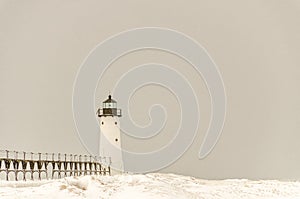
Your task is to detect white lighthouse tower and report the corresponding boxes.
[97,95,123,173]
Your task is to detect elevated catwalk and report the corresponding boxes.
[0,150,111,181]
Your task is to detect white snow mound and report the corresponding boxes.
[0,173,300,199]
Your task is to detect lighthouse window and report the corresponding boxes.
[101,122,104,125]
[115,122,117,125]
[115,138,118,142]
[103,102,117,108]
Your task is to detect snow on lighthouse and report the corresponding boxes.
[97,95,123,172]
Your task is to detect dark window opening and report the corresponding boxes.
[115,138,118,142]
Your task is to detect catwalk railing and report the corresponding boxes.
[0,150,111,181]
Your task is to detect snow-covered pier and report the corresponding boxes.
[0,150,111,181]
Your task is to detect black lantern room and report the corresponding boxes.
[97,95,122,117]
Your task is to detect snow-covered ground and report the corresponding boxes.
[0,173,300,199]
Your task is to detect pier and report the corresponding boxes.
[0,150,111,181]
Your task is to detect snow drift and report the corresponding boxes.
[0,173,300,199]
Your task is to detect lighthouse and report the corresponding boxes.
[97,95,123,172]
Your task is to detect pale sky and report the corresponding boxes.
[0,0,300,180]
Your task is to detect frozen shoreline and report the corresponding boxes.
[0,173,300,199]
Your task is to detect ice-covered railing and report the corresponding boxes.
[0,150,111,181]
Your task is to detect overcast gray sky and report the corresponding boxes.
[0,0,300,180]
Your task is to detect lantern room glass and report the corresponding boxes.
[103,102,117,108]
